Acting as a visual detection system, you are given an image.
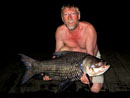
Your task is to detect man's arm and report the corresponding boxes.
[85,24,97,56]
[85,25,104,93]
[55,28,64,52]
[42,28,65,78]
[80,24,97,85]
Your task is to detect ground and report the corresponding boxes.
[0,48,130,98]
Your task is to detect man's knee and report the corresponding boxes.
[59,46,71,51]
[90,83,103,93]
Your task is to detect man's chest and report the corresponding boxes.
[62,34,86,48]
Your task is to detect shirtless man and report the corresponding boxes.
[43,4,104,93]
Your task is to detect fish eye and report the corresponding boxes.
[94,62,102,68]
[95,63,100,66]
[90,64,95,68]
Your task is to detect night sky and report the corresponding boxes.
[1,0,130,58]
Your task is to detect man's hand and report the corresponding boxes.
[41,55,56,81]
[52,56,56,59]
[41,73,51,80]
[80,74,92,84]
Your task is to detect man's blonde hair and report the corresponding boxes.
[61,4,80,16]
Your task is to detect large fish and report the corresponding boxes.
[19,51,110,91]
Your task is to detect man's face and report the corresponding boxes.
[62,7,80,30]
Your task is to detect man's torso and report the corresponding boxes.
[57,22,98,53]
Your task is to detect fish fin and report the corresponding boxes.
[86,74,93,88]
[18,53,36,69]
[21,69,35,84]
[57,80,72,93]
[18,53,36,84]
[53,51,70,58]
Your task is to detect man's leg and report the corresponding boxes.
[90,50,104,93]
[90,75,104,93]
[59,46,72,51]
[90,83,103,93]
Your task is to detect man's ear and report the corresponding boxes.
[61,16,64,22]
[78,13,80,20]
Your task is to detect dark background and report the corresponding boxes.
[1,0,130,61]
[0,0,130,96]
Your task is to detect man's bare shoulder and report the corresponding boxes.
[55,24,66,36]
[80,21,94,28]
[80,21,96,31]
[56,24,66,32]
[80,21,96,35]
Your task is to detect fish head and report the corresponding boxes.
[82,56,110,76]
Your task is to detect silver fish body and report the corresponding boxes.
[19,51,110,85]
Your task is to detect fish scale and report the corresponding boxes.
[42,61,82,81]
[41,65,82,81]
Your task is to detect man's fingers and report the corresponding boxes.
[43,75,51,80]
[52,56,56,59]
[41,73,44,76]
[41,73,51,80]
[80,74,90,84]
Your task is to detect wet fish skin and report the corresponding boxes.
[19,51,110,85]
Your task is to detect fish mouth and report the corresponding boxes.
[95,65,110,76]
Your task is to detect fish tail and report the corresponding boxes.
[18,53,36,84]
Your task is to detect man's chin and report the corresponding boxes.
[67,25,77,30]
[68,27,75,30]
